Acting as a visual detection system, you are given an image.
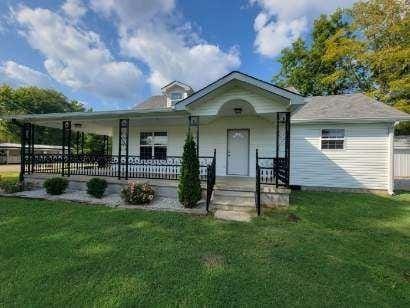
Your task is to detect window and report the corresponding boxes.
[321,129,345,150]
[140,132,168,159]
[170,92,183,105]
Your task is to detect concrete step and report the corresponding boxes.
[212,195,255,207]
[214,204,256,212]
[213,189,255,198]
[214,209,256,222]
[214,185,255,192]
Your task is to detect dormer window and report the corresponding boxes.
[170,92,183,105]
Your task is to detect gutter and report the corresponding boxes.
[3,109,189,122]
[291,116,410,124]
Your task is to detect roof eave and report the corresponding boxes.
[291,116,410,124]
[4,108,188,122]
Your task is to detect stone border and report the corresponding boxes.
[0,189,208,216]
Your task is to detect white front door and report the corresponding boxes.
[227,129,249,176]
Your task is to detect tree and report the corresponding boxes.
[273,10,364,95]
[178,133,201,208]
[0,85,85,144]
[273,0,409,134]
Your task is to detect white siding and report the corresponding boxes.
[189,87,287,116]
[291,123,390,190]
[112,120,392,190]
[394,137,410,178]
[112,116,277,177]
[199,116,276,176]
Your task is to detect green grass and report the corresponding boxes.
[0,192,409,306]
[0,171,19,182]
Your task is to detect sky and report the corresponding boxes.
[0,0,356,110]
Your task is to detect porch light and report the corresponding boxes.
[234,108,242,115]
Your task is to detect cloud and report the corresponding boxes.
[250,0,356,58]
[90,0,175,32]
[62,0,87,21]
[0,60,53,88]
[13,4,142,101]
[91,0,240,92]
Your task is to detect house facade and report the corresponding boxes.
[7,71,410,205]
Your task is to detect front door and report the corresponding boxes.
[227,129,249,176]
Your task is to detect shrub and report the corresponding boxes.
[0,180,31,194]
[178,133,201,208]
[121,182,154,205]
[87,178,107,198]
[43,177,68,195]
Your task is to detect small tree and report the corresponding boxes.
[178,133,201,208]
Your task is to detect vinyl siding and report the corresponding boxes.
[112,116,277,177]
[291,123,390,190]
[189,86,288,116]
[112,120,391,190]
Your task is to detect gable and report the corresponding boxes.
[175,71,304,111]
[186,82,290,116]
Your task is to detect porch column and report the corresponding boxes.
[62,121,72,177]
[19,123,32,181]
[275,112,291,188]
[75,131,80,155]
[275,113,280,187]
[30,123,35,173]
[81,132,85,154]
[188,116,200,156]
[104,135,109,155]
[118,119,129,179]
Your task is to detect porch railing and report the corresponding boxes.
[206,149,216,212]
[25,153,214,182]
[255,149,290,216]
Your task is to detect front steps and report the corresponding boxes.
[211,176,290,222]
[212,187,257,222]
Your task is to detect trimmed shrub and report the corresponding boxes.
[178,133,201,208]
[87,178,107,198]
[0,180,31,194]
[121,182,154,205]
[43,177,68,195]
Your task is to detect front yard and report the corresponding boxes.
[0,190,409,306]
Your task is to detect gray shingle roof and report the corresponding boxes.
[134,95,167,109]
[292,93,410,122]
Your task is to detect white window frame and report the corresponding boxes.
[170,92,183,105]
[321,128,345,150]
[140,131,168,160]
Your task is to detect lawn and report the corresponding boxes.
[0,191,409,306]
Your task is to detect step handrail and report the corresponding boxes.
[255,149,261,216]
[206,149,216,213]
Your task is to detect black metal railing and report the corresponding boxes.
[255,149,290,216]
[255,150,261,216]
[27,153,214,182]
[206,149,216,212]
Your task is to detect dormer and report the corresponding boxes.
[161,81,194,108]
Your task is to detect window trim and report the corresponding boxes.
[321,128,346,151]
[140,131,168,160]
[170,92,183,105]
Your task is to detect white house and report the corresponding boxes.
[7,71,410,216]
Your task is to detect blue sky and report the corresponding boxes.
[0,0,355,110]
